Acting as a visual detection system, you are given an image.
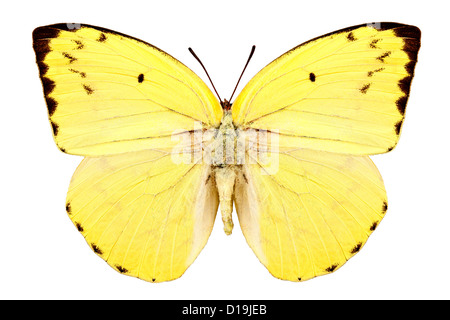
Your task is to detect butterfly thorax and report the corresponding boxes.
[210,110,242,167]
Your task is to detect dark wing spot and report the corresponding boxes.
[347,32,356,41]
[395,120,403,135]
[367,67,385,77]
[138,73,144,83]
[382,201,388,213]
[396,96,408,115]
[62,52,77,63]
[360,83,371,94]
[75,222,84,232]
[37,62,49,75]
[297,277,302,281]
[66,202,72,215]
[152,278,156,282]
[97,33,107,42]
[387,146,394,152]
[42,77,56,96]
[402,39,420,61]
[325,264,338,273]
[46,97,58,116]
[69,68,86,78]
[309,72,316,82]
[351,242,363,254]
[91,244,103,255]
[51,120,59,136]
[370,221,379,231]
[116,265,128,274]
[376,51,391,63]
[83,84,94,95]
[370,39,380,49]
[404,61,416,76]
[73,40,84,50]
[398,76,413,95]
[34,40,52,64]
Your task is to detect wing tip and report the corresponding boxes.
[380,23,421,40]
[376,23,421,63]
[33,24,62,42]
[32,23,83,40]
[284,22,421,61]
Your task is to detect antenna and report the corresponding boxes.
[229,45,256,103]
[188,47,222,102]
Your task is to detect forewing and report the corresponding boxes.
[33,23,223,156]
[232,23,420,155]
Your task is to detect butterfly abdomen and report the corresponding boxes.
[214,166,236,235]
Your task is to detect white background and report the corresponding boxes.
[1,0,448,300]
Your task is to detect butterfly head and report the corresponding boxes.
[221,99,232,111]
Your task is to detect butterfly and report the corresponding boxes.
[33,22,420,282]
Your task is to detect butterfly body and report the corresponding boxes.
[33,22,420,282]
[208,109,240,235]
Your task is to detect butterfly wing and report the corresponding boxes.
[33,24,222,281]
[232,22,420,155]
[33,23,223,156]
[66,149,218,282]
[234,148,387,281]
[232,22,420,281]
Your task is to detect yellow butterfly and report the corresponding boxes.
[33,22,420,282]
